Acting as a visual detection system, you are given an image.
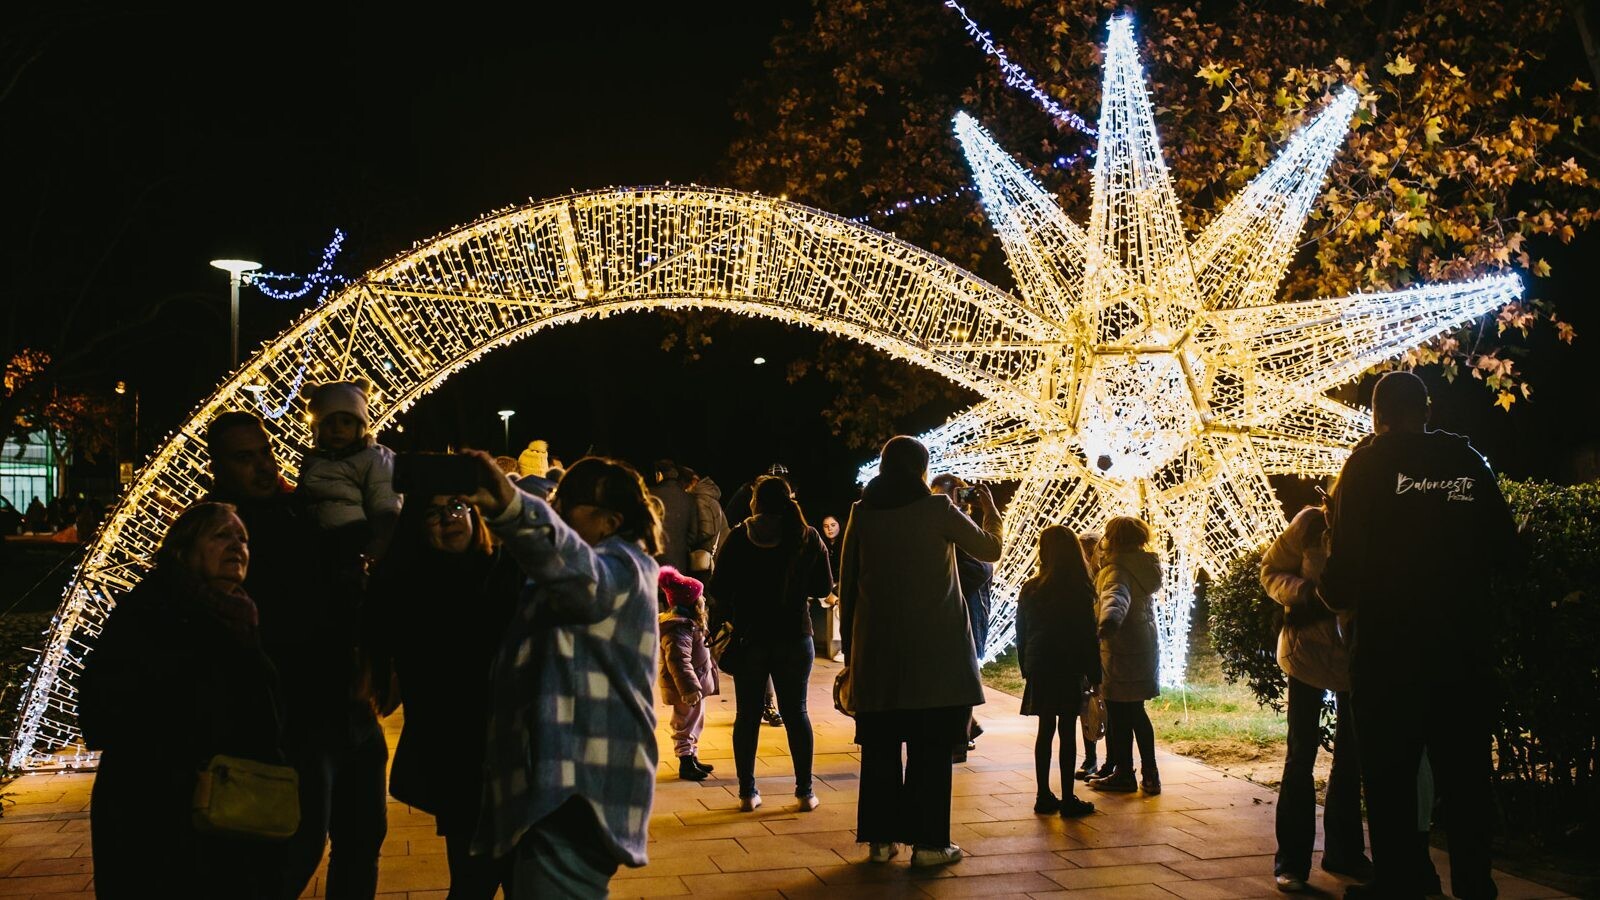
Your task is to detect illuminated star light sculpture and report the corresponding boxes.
[865,17,1520,680]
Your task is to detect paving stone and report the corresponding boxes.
[678,865,823,893]
[1026,884,1184,899]
[1162,853,1275,880]
[1056,844,1199,868]
[1041,862,1190,889]
[1155,873,1281,899]
[0,873,93,896]
[916,869,1064,896]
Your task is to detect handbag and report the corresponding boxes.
[193,754,301,841]
[833,666,855,718]
[1080,684,1107,742]
[708,622,746,677]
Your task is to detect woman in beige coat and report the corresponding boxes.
[838,436,1002,869]
[1260,501,1370,891]
[1087,516,1163,795]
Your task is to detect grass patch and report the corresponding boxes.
[982,631,1295,785]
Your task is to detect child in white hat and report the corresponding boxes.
[299,379,400,572]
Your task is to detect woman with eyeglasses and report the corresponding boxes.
[369,495,521,899]
[459,451,665,899]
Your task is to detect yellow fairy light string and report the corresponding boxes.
[9,17,1520,764]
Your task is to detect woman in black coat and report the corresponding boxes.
[80,502,285,899]
[1016,525,1102,818]
[710,475,834,813]
[370,495,521,900]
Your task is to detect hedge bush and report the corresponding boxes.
[1487,479,1599,845]
[1207,478,1600,848]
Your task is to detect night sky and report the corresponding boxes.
[6,2,1597,525]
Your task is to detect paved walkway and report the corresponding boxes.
[0,660,1570,898]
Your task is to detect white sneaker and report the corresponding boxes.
[797,793,820,812]
[910,843,963,867]
[739,793,762,812]
[867,841,898,863]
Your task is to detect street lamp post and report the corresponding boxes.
[498,410,516,454]
[210,259,262,369]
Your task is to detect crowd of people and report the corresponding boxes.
[76,371,1515,899]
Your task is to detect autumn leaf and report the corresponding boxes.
[1424,116,1445,145]
[1385,54,1416,76]
[1197,62,1232,88]
[1495,391,1516,412]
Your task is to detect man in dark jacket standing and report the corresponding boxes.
[1319,373,1518,900]
[204,411,387,900]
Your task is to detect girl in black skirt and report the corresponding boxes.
[1016,525,1103,818]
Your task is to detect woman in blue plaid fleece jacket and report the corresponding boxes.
[461,450,665,898]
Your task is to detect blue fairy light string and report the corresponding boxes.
[943,0,1097,137]
[248,229,349,303]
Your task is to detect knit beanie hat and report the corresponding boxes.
[658,566,704,611]
[307,380,370,427]
[517,440,550,478]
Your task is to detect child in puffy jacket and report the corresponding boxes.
[298,379,400,574]
[658,567,719,781]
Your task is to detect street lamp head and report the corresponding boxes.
[498,409,516,421]
[114,381,127,395]
[209,259,262,277]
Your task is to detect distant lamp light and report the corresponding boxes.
[210,259,262,369]
[114,381,127,395]
[753,356,767,365]
[498,409,516,453]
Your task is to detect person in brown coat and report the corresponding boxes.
[1087,516,1164,796]
[1260,499,1371,892]
[658,566,720,781]
[838,436,1003,869]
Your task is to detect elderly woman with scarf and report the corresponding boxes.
[80,502,285,898]
[838,435,1003,869]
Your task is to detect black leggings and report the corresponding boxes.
[1033,712,1080,797]
[1106,700,1156,773]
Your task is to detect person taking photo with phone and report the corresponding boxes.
[458,450,665,899]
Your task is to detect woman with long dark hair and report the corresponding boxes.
[710,475,834,812]
[370,494,521,899]
[1017,525,1102,818]
[839,436,1003,868]
[1088,516,1164,796]
[81,502,284,898]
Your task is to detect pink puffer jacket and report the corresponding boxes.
[659,613,719,704]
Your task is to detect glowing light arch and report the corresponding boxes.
[8,186,1066,765]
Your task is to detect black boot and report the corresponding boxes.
[679,755,708,781]
[1075,754,1099,781]
[692,756,715,774]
